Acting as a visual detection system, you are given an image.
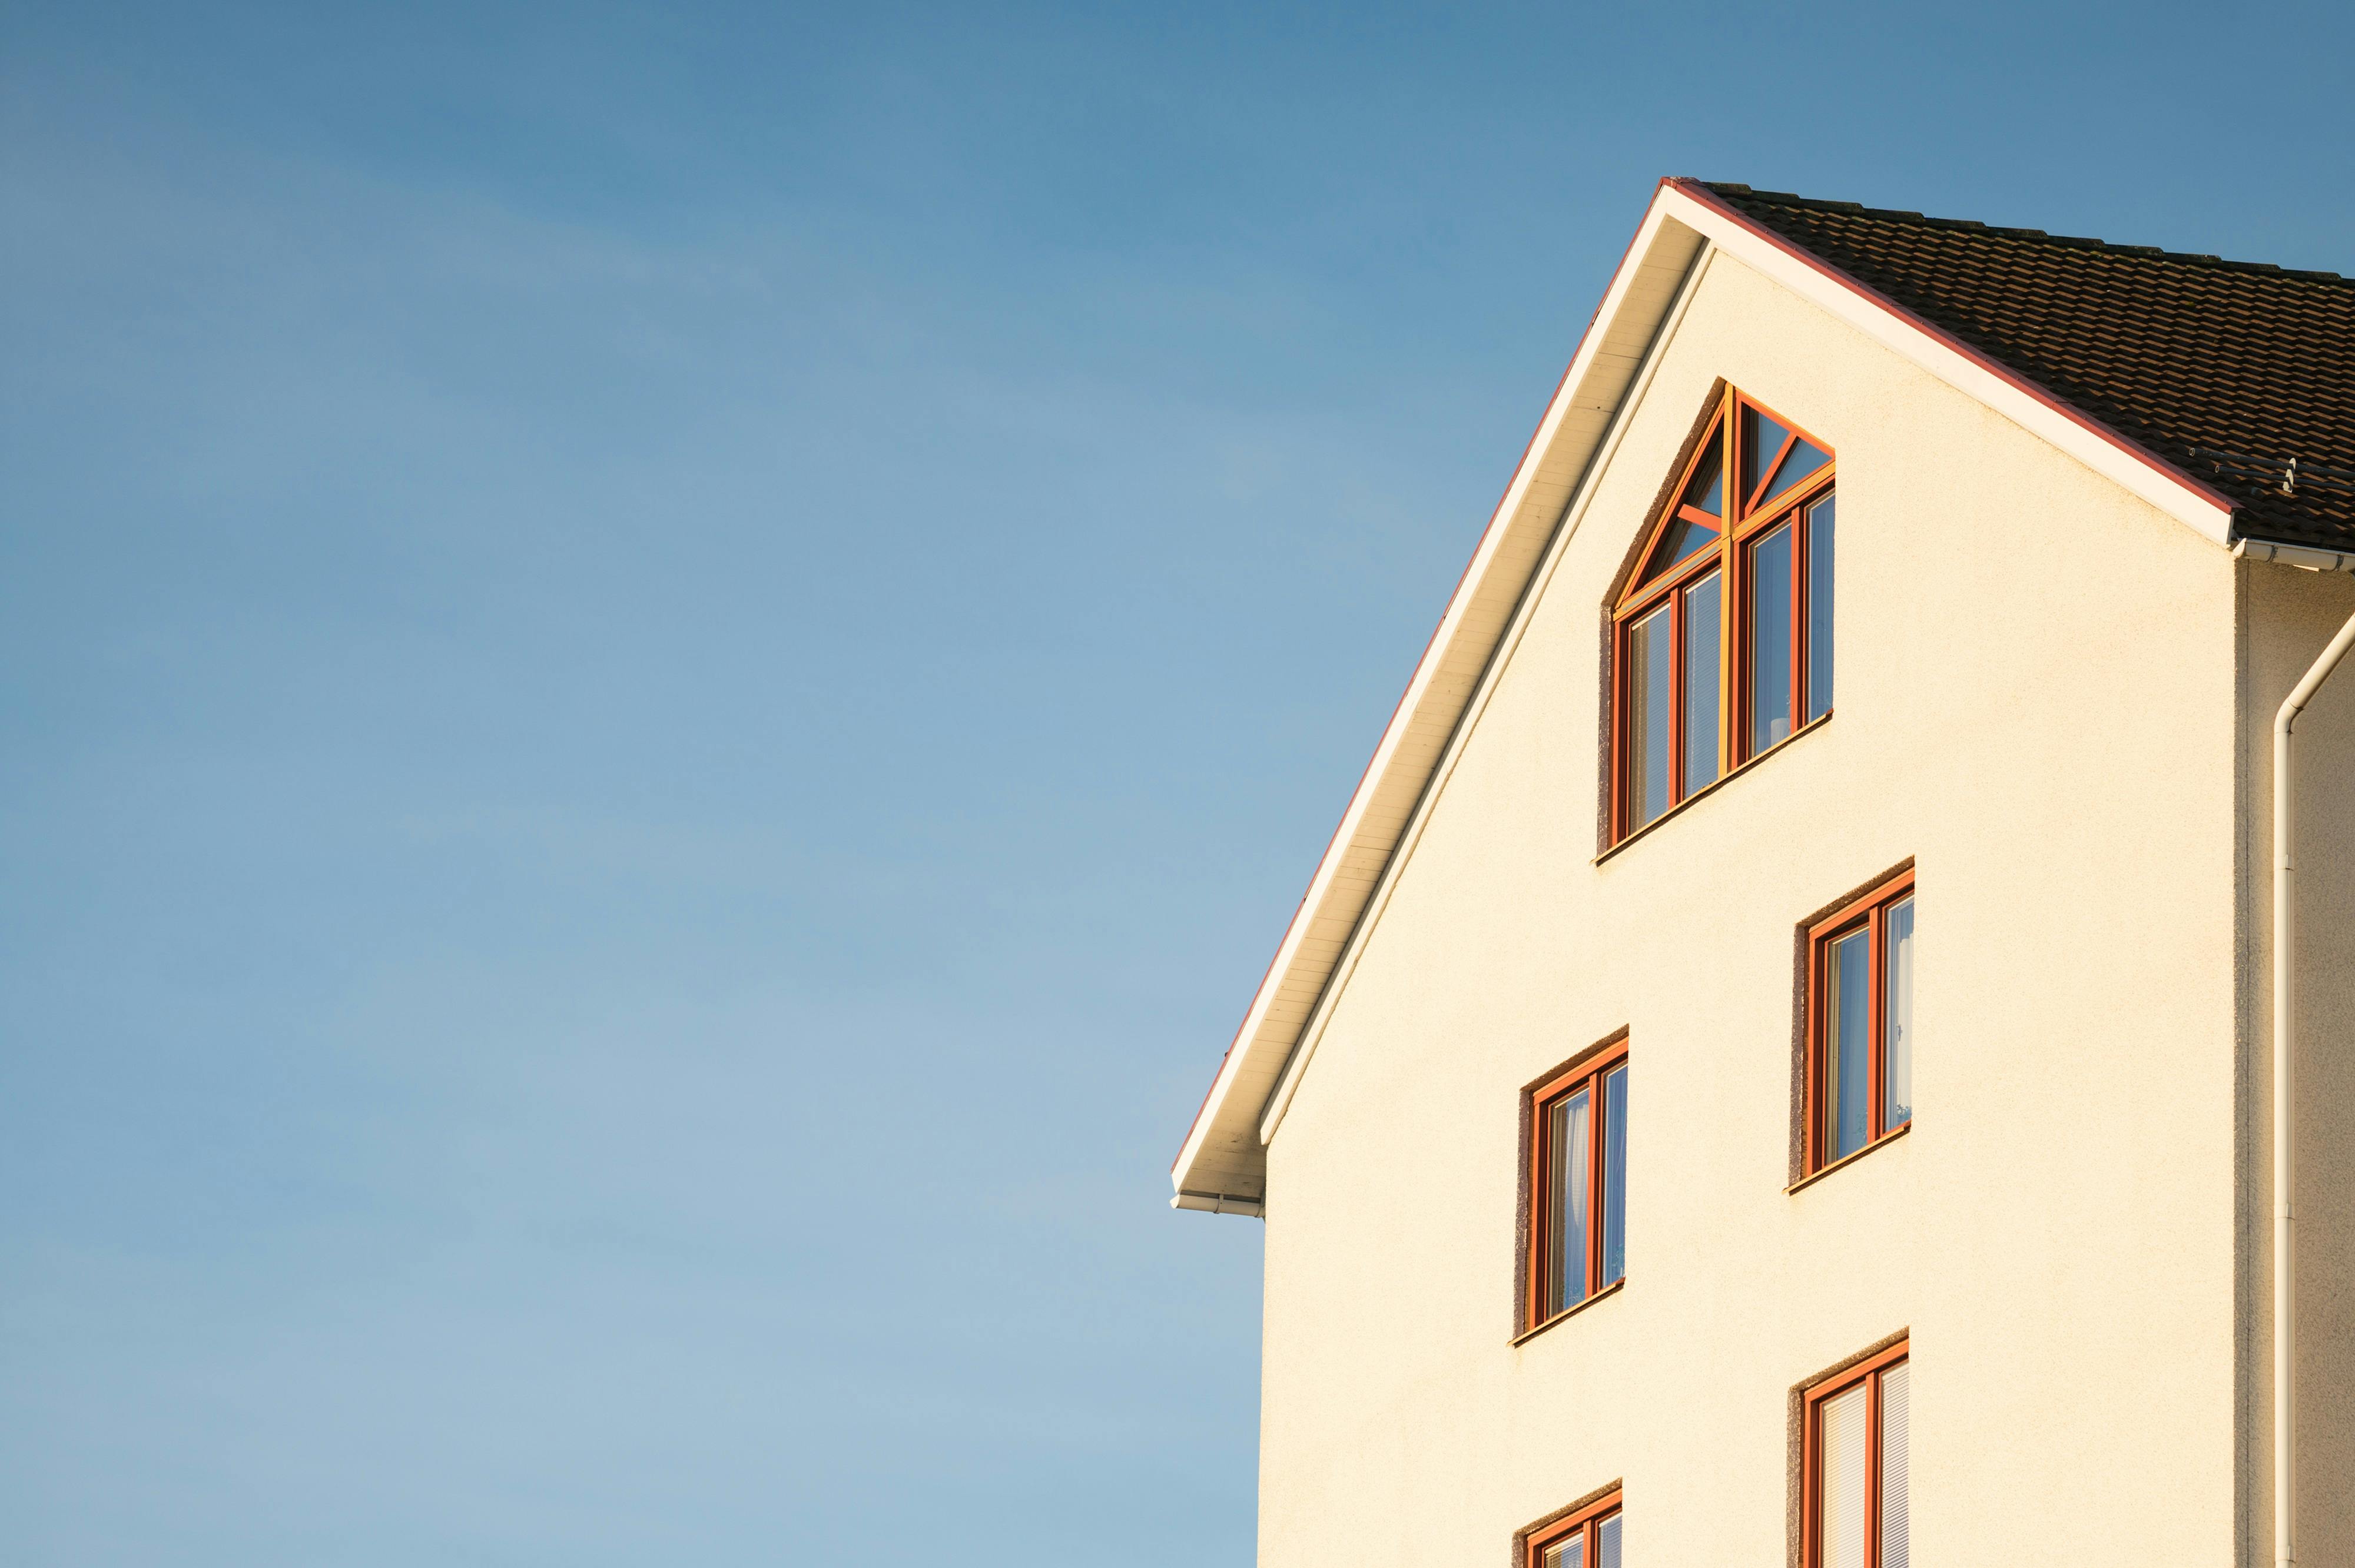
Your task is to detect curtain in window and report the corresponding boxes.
[1541,1534,1584,1568]
[1593,1512,1621,1568]
[1548,1090,1591,1313]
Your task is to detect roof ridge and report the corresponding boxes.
[1691,180,2349,283]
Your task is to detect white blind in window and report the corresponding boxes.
[1594,1511,1620,1568]
[1879,1364,1909,1568]
[1819,1383,1869,1568]
[1541,1534,1584,1568]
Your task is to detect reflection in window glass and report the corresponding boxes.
[1683,572,1722,796]
[1806,495,1836,723]
[1749,524,1794,753]
[1625,605,1673,829]
[1764,436,1832,506]
[1547,1089,1591,1315]
[1884,898,1915,1129]
[1682,432,1726,517]
[1640,515,1718,584]
[1600,1065,1628,1288]
[1744,406,1792,499]
[1825,929,1872,1161]
[1880,1364,1910,1568]
[1594,1513,1621,1568]
[1819,1383,1870,1568]
[1541,1537,1584,1568]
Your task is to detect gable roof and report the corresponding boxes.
[1172,179,2350,1217]
[1704,184,2355,552]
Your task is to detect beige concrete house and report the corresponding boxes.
[1170,181,2355,1567]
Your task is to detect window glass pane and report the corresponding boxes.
[1806,495,1835,723]
[1743,406,1791,502]
[1825,929,1872,1161]
[1681,430,1724,517]
[1594,1513,1621,1568]
[1541,1535,1584,1568]
[1819,1383,1870,1568]
[1884,897,1915,1129]
[1547,1089,1591,1314]
[1637,514,1719,586]
[1880,1364,1910,1568]
[1683,572,1722,795]
[1763,436,1832,505]
[1624,605,1673,830]
[1747,524,1794,753]
[1601,1065,1628,1287]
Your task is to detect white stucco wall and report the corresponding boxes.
[1255,250,2255,1564]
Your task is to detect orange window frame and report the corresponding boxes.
[1521,1487,1623,1567]
[1524,1037,1629,1332]
[1800,1340,1908,1568]
[1610,387,1835,843]
[1803,870,1916,1174]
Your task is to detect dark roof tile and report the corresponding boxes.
[1693,182,2355,551]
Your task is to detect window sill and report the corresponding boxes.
[1511,1278,1626,1347]
[1596,710,1833,866]
[1785,1119,1911,1195]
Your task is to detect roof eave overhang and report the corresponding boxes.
[1170,178,2242,1216]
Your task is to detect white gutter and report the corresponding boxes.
[2237,537,2355,1567]
[2241,537,2355,574]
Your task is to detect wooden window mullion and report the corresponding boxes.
[1526,1099,1547,1331]
[1668,589,1686,808]
[1588,1064,1606,1291]
[1868,1367,1885,1568]
[1610,622,1628,842]
[1805,936,1823,1171]
[1786,520,1804,738]
[1802,1397,1822,1566]
[1866,905,1886,1143]
[1794,505,1813,723]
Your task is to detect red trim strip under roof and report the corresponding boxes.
[1664,178,2239,521]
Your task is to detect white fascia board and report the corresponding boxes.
[1654,181,2239,546]
[1169,191,1709,1211]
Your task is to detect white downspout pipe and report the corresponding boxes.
[2244,539,2355,1568]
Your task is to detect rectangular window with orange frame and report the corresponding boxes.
[1802,1340,1908,1568]
[1524,1038,1628,1332]
[1610,388,1835,843]
[1523,1488,1623,1568]
[1805,870,1915,1174]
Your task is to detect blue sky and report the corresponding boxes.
[4,2,2350,1562]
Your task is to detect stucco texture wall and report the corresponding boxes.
[1255,251,2245,1565]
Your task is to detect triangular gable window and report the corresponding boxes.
[1610,388,1837,844]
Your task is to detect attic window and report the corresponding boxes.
[1611,390,1835,842]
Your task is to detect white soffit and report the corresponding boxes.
[1170,178,2240,1217]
